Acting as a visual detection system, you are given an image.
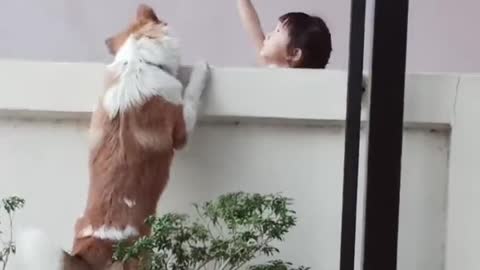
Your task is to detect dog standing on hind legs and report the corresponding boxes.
[17,4,210,270]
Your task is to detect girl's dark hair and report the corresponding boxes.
[279,12,332,69]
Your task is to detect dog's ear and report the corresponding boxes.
[136,4,160,22]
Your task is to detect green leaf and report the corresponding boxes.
[2,196,25,214]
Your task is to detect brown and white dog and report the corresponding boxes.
[18,4,209,270]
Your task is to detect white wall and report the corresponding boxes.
[0,120,448,270]
[0,0,479,72]
[1,61,474,270]
[445,75,480,270]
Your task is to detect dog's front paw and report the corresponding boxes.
[186,61,210,99]
[191,61,210,84]
[193,61,209,72]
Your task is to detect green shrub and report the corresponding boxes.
[114,192,308,270]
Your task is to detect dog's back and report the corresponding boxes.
[71,96,186,266]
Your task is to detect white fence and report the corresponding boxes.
[0,60,478,270]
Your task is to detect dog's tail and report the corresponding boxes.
[17,228,91,270]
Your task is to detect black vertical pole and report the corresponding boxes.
[362,0,409,269]
[340,0,366,269]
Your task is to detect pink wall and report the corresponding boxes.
[0,0,479,72]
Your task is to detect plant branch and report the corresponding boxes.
[1,213,13,270]
[219,258,231,270]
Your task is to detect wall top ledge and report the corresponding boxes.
[0,60,467,127]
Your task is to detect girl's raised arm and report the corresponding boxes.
[237,0,265,53]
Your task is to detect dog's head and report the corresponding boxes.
[105,4,180,73]
[105,4,168,55]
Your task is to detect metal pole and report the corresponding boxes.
[339,0,367,268]
[362,0,409,269]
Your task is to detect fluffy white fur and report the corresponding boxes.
[123,198,136,208]
[92,225,139,241]
[103,29,209,134]
[103,34,184,119]
[17,228,63,270]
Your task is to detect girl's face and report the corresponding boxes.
[260,22,291,65]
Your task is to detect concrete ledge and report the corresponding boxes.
[0,60,461,127]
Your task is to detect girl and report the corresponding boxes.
[237,0,332,68]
